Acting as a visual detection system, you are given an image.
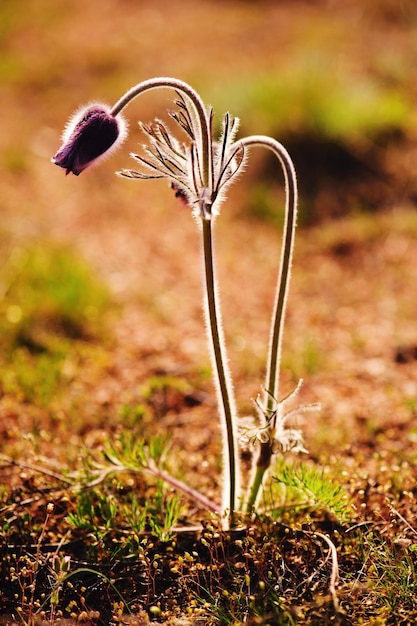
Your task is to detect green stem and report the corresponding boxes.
[238,136,298,512]
[202,218,239,524]
[110,77,212,187]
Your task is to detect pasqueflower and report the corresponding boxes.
[52,103,127,175]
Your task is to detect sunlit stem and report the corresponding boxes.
[202,218,239,526]
[112,78,238,523]
[237,136,298,512]
[110,77,212,187]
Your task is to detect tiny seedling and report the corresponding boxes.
[270,459,352,522]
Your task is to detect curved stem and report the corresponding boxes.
[110,77,212,187]
[111,78,238,523]
[202,218,239,524]
[236,136,298,511]
[145,462,221,514]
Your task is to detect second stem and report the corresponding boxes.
[202,218,239,524]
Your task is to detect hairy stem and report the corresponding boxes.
[237,136,298,512]
[83,463,220,514]
[110,77,212,187]
[202,218,239,524]
[146,462,221,514]
[111,78,239,518]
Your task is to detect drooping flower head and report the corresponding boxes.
[52,103,127,175]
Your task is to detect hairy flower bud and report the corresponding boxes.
[52,103,127,175]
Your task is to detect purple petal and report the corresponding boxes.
[52,104,126,175]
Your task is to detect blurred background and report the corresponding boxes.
[2,0,417,224]
[0,0,416,447]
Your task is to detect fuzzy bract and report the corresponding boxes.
[119,94,245,220]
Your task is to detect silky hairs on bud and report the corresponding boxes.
[52,103,127,175]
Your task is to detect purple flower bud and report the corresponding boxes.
[52,103,127,175]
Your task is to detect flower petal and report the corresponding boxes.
[52,104,127,175]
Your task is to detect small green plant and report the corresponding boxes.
[270,460,352,522]
[52,77,307,527]
[68,430,205,544]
